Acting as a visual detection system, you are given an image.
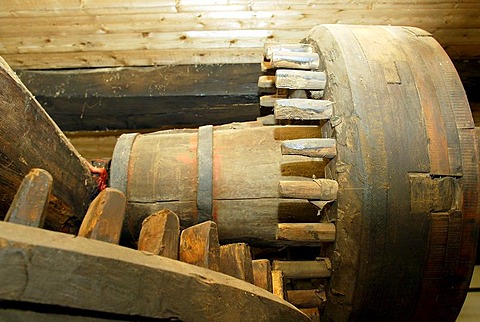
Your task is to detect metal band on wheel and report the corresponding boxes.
[197,125,214,223]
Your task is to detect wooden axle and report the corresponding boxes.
[275,70,326,90]
[279,179,338,200]
[272,259,332,279]
[276,223,336,244]
[281,138,337,158]
[274,99,333,120]
[271,52,320,70]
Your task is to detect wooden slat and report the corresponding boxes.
[272,270,286,299]
[252,259,273,292]
[274,99,333,120]
[179,220,221,271]
[4,168,53,228]
[78,188,126,244]
[271,52,320,70]
[275,70,327,90]
[278,179,338,200]
[286,289,326,308]
[281,138,337,158]
[219,243,254,283]
[272,259,331,279]
[276,223,336,244]
[138,209,180,259]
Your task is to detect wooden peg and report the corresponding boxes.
[252,259,273,292]
[276,223,336,244]
[220,243,254,283]
[4,168,52,228]
[78,187,126,244]
[272,259,331,279]
[271,270,286,300]
[276,70,326,90]
[271,52,320,70]
[278,179,338,200]
[138,209,180,259]
[281,138,337,158]
[179,220,220,271]
[274,99,333,120]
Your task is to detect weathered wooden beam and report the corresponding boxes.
[281,138,337,158]
[252,259,273,292]
[219,243,254,283]
[78,188,126,244]
[264,44,314,61]
[272,259,332,279]
[278,179,338,200]
[0,221,310,322]
[287,289,326,308]
[271,52,320,70]
[0,57,96,232]
[272,270,286,300]
[275,70,326,90]
[138,209,180,259]
[276,223,336,244]
[274,99,333,120]
[4,168,53,228]
[179,220,221,271]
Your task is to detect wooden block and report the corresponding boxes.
[276,70,326,90]
[252,259,273,292]
[138,209,180,259]
[179,220,220,271]
[272,270,286,300]
[274,99,333,120]
[272,259,332,279]
[299,308,321,322]
[220,243,254,283]
[272,52,320,70]
[287,289,326,308]
[281,138,337,158]
[278,179,338,200]
[4,168,53,228]
[264,44,314,61]
[260,95,281,108]
[276,223,336,244]
[78,188,126,244]
[258,75,276,88]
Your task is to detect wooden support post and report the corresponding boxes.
[281,138,337,158]
[274,99,333,120]
[78,188,126,244]
[179,220,220,271]
[286,289,326,308]
[272,259,332,279]
[278,179,338,200]
[276,223,336,244]
[138,209,180,259]
[219,243,254,283]
[264,44,314,61]
[299,308,321,322]
[272,270,286,300]
[252,259,273,292]
[271,52,320,70]
[275,70,326,90]
[4,168,52,228]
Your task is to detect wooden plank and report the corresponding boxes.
[219,243,254,283]
[286,289,326,308]
[0,56,96,232]
[281,138,337,158]
[252,259,273,292]
[271,52,320,70]
[276,223,336,244]
[179,220,221,271]
[78,188,126,244]
[0,221,310,322]
[278,179,338,200]
[4,168,53,228]
[272,270,286,300]
[272,259,331,279]
[274,99,333,120]
[137,209,180,259]
[275,70,327,90]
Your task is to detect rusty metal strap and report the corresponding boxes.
[197,125,213,222]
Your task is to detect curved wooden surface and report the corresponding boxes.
[307,24,479,321]
[0,221,309,322]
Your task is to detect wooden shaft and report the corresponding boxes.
[220,243,254,283]
[275,70,326,90]
[274,99,333,120]
[179,220,220,271]
[286,289,326,308]
[4,168,52,228]
[276,223,336,244]
[272,259,332,279]
[279,179,338,200]
[252,259,273,292]
[281,138,337,158]
[271,52,320,70]
[138,209,180,259]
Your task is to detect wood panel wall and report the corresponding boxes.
[1,0,479,69]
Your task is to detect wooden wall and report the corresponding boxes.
[1,0,479,69]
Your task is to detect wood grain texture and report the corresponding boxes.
[219,243,254,283]
[276,223,336,244]
[274,99,333,120]
[252,259,273,292]
[272,259,332,279]
[275,70,327,90]
[0,221,310,322]
[271,270,286,300]
[179,220,220,271]
[281,138,337,158]
[278,179,338,200]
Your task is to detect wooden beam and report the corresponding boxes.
[252,259,273,292]
[78,188,126,244]
[138,209,180,259]
[278,179,338,200]
[272,259,332,279]
[286,289,326,308]
[0,221,310,322]
[179,220,221,271]
[275,70,326,90]
[219,243,254,283]
[274,99,333,120]
[281,138,337,158]
[4,168,52,228]
[276,223,336,244]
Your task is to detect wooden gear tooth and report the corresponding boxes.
[275,69,326,90]
[271,51,320,70]
[274,98,333,121]
[264,44,315,61]
[276,223,336,245]
[281,138,337,158]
